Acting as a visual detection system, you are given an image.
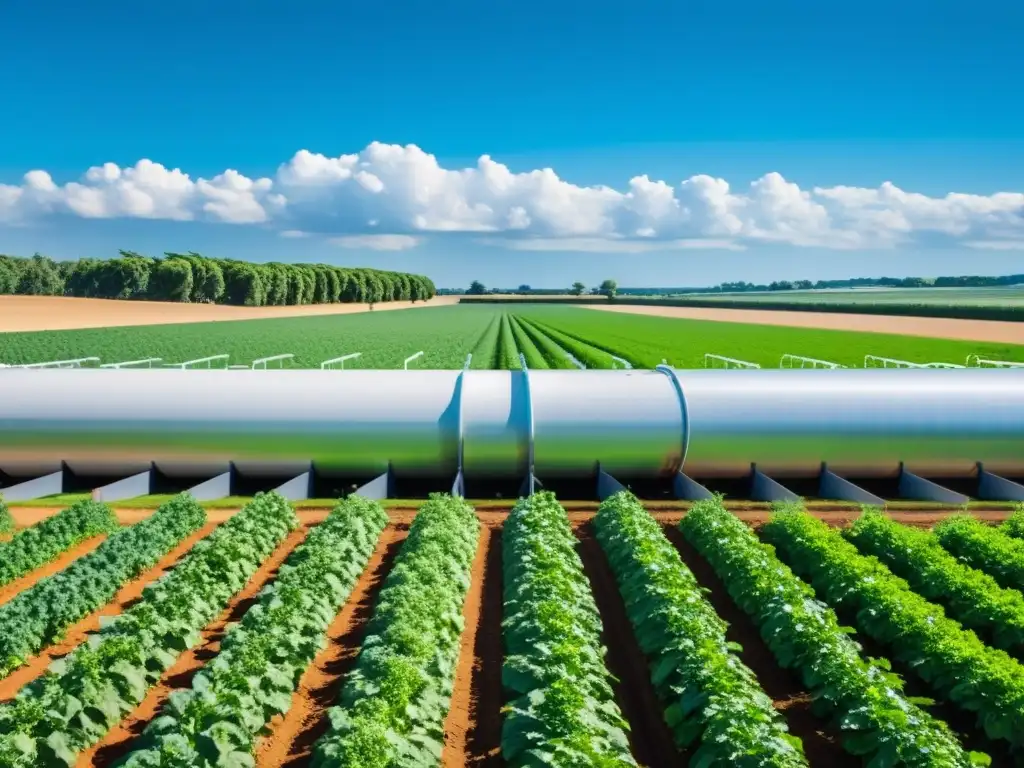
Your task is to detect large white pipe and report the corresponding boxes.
[0,368,1020,481]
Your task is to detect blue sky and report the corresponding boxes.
[1,0,1023,288]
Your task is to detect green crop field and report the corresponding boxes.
[678,286,1024,307]
[2,303,1022,370]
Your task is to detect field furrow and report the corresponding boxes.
[511,315,580,368]
[80,524,311,767]
[0,493,298,767]
[506,315,548,369]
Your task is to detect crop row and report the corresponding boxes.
[311,493,478,767]
[0,492,297,767]
[847,510,1024,654]
[680,498,983,766]
[1003,507,1024,540]
[0,501,116,589]
[762,506,1024,753]
[120,495,389,767]
[502,491,636,766]
[0,500,11,536]
[0,496,206,679]
[596,491,806,765]
[935,513,1024,594]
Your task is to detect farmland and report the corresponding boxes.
[1,492,1023,766]
[676,286,1024,308]
[2,303,1022,370]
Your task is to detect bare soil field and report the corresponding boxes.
[587,303,1024,344]
[0,295,458,333]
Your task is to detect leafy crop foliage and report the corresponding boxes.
[1003,506,1024,540]
[120,495,388,767]
[0,500,116,588]
[762,506,1024,753]
[680,499,983,766]
[517,316,623,369]
[501,491,637,767]
[496,313,521,369]
[0,492,297,767]
[0,499,11,535]
[935,514,1024,593]
[512,305,1024,369]
[0,305,498,369]
[312,493,478,768]
[596,492,806,766]
[0,497,203,678]
[507,315,550,369]
[848,510,1024,654]
[510,316,577,369]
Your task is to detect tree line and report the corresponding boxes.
[457,279,618,297]
[0,252,436,307]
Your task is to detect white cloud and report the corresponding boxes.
[328,234,421,251]
[1,141,1023,251]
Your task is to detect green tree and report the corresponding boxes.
[467,280,487,295]
[148,259,194,302]
[16,254,64,296]
[570,281,586,296]
[599,279,617,299]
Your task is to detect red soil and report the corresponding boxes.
[254,526,408,768]
[441,523,505,768]
[665,526,858,766]
[0,535,107,606]
[0,523,217,701]
[81,526,311,767]
[575,522,681,767]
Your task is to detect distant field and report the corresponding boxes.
[679,286,1024,307]
[0,305,501,369]
[513,305,1024,368]
[2,303,1022,370]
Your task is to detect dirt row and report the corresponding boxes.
[1,508,1015,766]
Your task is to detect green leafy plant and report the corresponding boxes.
[118,495,389,767]
[0,500,116,588]
[501,491,637,767]
[0,492,297,767]
[848,508,1024,654]
[596,491,806,766]
[1003,506,1024,540]
[311,493,479,768]
[681,497,985,766]
[509,315,577,369]
[0,498,12,536]
[0,496,203,678]
[934,514,1024,593]
[762,505,1024,753]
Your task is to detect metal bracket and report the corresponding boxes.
[274,463,314,501]
[977,462,1024,501]
[0,469,65,502]
[819,463,886,505]
[655,365,690,476]
[93,465,155,503]
[186,465,234,501]
[596,464,628,500]
[751,464,800,502]
[520,354,535,495]
[897,463,970,504]
[673,472,714,500]
[354,465,393,500]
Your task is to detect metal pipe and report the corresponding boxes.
[0,368,1021,482]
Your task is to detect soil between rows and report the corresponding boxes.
[3,508,1012,766]
[82,526,313,767]
[0,522,219,702]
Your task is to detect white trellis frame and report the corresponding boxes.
[164,354,230,370]
[404,351,425,370]
[780,354,845,369]
[609,355,632,370]
[251,353,294,370]
[864,355,925,369]
[17,356,101,369]
[966,354,1024,368]
[704,353,760,369]
[100,357,163,369]
[320,353,362,370]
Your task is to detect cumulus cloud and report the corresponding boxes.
[1,141,1023,251]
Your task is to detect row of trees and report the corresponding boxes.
[463,279,618,298]
[0,252,436,307]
